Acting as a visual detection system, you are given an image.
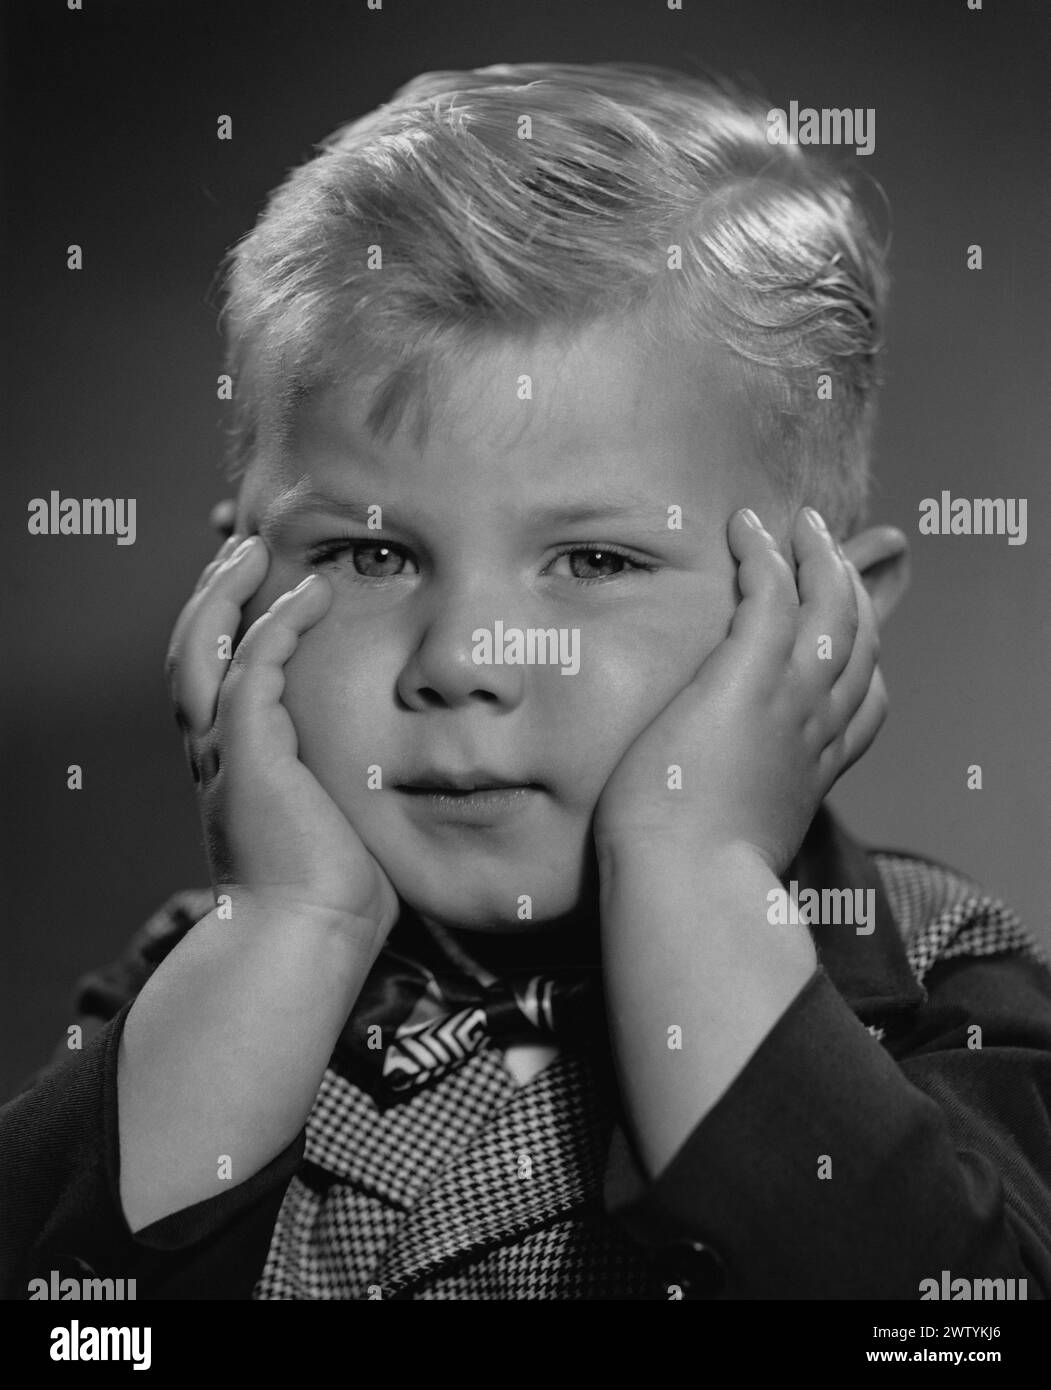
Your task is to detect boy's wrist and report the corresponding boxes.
[596,830,771,886]
[202,892,389,986]
[597,831,818,992]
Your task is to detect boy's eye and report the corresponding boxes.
[550,546,656,583]
[308,539,414,578]
[351,542,408,578]
[563,548,625,580]
[306,538,656,584]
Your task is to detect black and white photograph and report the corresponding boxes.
[2,0,1049,1359]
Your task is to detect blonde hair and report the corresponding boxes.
[219,62,890,537]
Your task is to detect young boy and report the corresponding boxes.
[4,61,1051,1302]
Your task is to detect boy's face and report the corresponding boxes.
[237,319,791,936]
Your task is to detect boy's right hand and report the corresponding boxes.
[165,534,400,940]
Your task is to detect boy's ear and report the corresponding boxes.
[840,525,910,626]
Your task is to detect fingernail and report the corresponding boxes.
[804,507,828,531]
[740,508,762,529]
[217,534,242,558]
[229,536,257,561]
[271,573,318,607]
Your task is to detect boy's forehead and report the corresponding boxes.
[330,322,738,446]
[247,319,759,513]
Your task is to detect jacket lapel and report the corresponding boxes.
[375,1045,618,1295]
[796,803,926,1021]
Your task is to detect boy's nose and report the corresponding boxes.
[395,599,527,712]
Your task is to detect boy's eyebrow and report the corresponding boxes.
[257,487,373,538]
[258,486,670,536]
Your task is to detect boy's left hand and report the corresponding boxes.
[593,507,887,878]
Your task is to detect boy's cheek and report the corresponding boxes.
[595,614,725,706]
[570,633,714,771]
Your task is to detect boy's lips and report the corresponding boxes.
[395,772,546,824]
[397,770,543,794]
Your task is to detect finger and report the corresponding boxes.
[192,533,245,598]
[724,509,800,670]
[167,536,270,735]
[216,574,334,763]
[181,726,221,788]
[792,508,857,681]
[209,498,238,539]
[170,534,259,697]
[826,662,888,781]
[828,560,881,722]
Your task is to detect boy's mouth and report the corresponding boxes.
[398,770,542,795]
[396,772,545,823]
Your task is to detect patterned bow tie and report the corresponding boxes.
[331,915,604,1101]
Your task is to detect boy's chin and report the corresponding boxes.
[395,880,593,938]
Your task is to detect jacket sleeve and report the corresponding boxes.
[604,951,1051,1299]
[0,1000,306,1300]
[0,892,307,1300]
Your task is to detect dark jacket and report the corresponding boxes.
[3,805,1051,1299]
